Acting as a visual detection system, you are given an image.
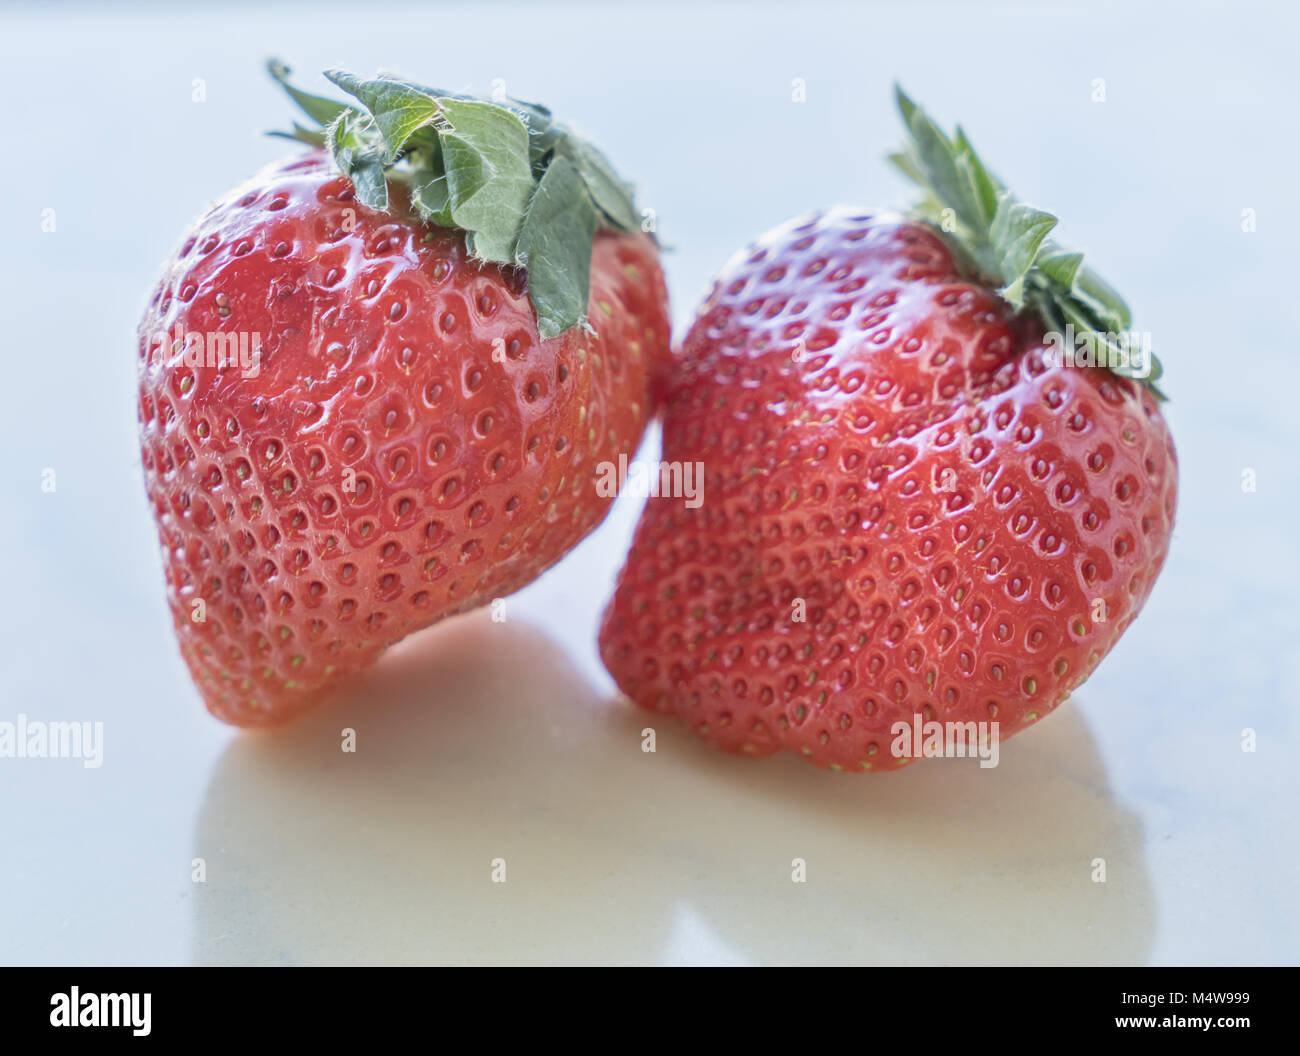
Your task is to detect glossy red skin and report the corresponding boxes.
[599,208,1177,771]
[139,153,670,726]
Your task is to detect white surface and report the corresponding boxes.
[0,0,1297,966]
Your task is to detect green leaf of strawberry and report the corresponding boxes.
[557,137,641,233]
[266,58,350,127]
[891,86,1164,400]
[268,60,647,339]
[324,108,388,211]
[322,70,442,162]
[435,98,535,264]
[515,155,600,338]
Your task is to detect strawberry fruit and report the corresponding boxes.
[139,63,670,725]
[599,89,1177,771]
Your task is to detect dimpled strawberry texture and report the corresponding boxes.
[139,153,670,726]
[599,207,1177,771]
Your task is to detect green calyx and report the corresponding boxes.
[889,86,1165,400]
[266,59,645,338]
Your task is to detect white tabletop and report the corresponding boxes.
[1,0,1296,965]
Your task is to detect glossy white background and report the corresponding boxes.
[1,0,1296,965]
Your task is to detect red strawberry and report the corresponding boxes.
[139,63,670,726]
[599,90,1177,771]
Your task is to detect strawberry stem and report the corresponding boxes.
[890,86,1166,401]
[266,59,645,339]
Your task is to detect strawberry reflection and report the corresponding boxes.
[193,610,1153,965]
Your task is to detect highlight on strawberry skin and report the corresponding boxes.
[137,62,671,726]
[598,88,1177,772]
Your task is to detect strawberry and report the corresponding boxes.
[599,89,1177,771]
[139,63,670,726]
